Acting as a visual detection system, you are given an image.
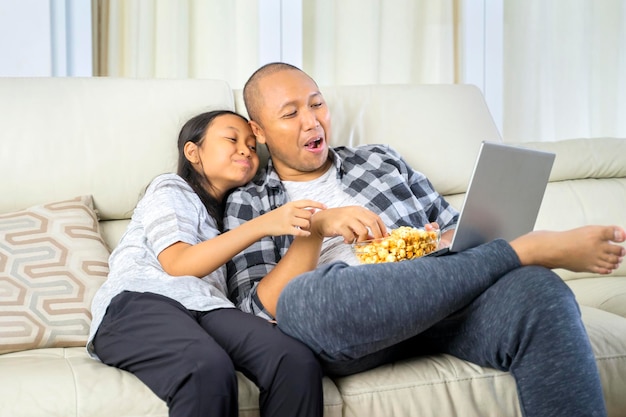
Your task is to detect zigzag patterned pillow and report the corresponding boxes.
[0,195,110,354]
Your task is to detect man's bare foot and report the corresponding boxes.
[510,226,626,274]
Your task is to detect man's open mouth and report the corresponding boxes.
[305,138,323,149]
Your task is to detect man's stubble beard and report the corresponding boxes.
[266,143,330,179]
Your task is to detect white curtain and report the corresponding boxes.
[96,0,259,88]
[96,0,625,142]
[302,0,458,86]
[97,0,458,86]
[504,0,626,141]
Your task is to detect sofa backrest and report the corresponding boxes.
[0,77,235,249]
[1,78,500,250]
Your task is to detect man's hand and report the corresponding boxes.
[423,222,454,249]
[310,206,388,243]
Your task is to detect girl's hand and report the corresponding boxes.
[262,200,326,237]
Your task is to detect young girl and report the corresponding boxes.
[87,110,326,417]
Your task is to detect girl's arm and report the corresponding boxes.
[255,205,387,317]
[158,199,325,278]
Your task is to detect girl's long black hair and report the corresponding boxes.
[176,110,249,231]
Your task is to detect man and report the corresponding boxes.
[225,62,625,417]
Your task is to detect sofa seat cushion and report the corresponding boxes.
[567,277,626,318]
[578,307,626,416]
[334,353,520,417]
[0,347,344,417]
[0,348,167,417]
[332,306,626,417]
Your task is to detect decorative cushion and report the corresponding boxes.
[0,196,110,354]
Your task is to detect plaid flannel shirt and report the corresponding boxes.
[224,144,459,320]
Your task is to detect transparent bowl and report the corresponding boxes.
[352,226,441,264]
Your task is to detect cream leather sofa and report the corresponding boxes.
[1,77,625,417]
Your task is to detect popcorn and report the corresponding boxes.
[353,226,440,264]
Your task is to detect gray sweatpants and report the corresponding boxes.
[276,239,607,417]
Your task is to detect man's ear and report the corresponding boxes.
[183,141,199,164]
[249,121,266,144]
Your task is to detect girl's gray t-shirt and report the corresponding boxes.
[87,173,234,358]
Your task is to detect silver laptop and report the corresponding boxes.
[427,141,556,257]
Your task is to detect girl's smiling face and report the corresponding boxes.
[184,113,259,201]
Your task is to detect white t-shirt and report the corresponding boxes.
[283,165,362,266]
[87,173,234,358]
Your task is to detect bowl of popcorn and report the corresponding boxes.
[352,226,441,264]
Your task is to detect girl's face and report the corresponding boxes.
[185,114,259,200]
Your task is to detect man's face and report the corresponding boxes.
[251,69,332,181]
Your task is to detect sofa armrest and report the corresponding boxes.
[511,138,626,282]
[510,137,626,181]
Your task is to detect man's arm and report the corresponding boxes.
[364,145,459,231]
[255,232,323,317]
[224,187,278,319]
[225,200,323,318]
[225,180,326,319]
[397,150,459,231]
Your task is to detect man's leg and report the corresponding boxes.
[276,239,521,365]
[421,265,607,417]
[199,308,323,417]
[93,291,238,417]
[276,237,607,416]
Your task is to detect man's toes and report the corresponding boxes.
[611,226,626,243]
